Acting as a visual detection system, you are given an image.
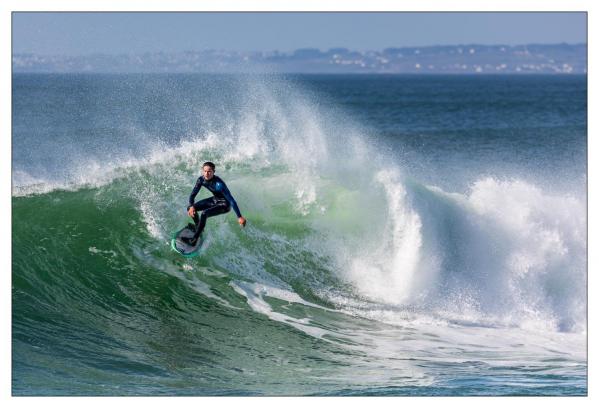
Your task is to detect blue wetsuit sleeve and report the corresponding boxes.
[221,182,242,218]
[188,177,203,208]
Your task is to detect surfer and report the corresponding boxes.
[182,161,246,246]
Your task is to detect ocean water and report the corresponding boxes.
[12,73,587,396]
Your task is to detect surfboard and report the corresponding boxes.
[171,224,204,258]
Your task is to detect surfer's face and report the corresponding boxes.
[203,166,215,180]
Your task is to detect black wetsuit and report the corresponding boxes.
[187,175,242,241]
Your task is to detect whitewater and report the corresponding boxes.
[12,73,587,395]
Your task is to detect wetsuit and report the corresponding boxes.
[187,175,242,241]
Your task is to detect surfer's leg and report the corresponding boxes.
[192,201,230,240]
[192,197,215,227]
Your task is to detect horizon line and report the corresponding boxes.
[12,42,587,57]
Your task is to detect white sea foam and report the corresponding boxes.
[337,173,586,333]
[230,280,332,340]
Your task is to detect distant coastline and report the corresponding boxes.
[13,43,586,74]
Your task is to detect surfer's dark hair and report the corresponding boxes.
[203,161,215,170]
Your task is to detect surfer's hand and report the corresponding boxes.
[188,207,196,217]
[238,216,247,227]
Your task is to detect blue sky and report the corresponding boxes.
[12,12,587,55]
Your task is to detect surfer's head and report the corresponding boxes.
[202,161,215,180]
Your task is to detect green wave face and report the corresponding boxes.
[12,158,385,395]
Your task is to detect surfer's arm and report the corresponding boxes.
[221,183,243,219]
[188,177,203,208]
